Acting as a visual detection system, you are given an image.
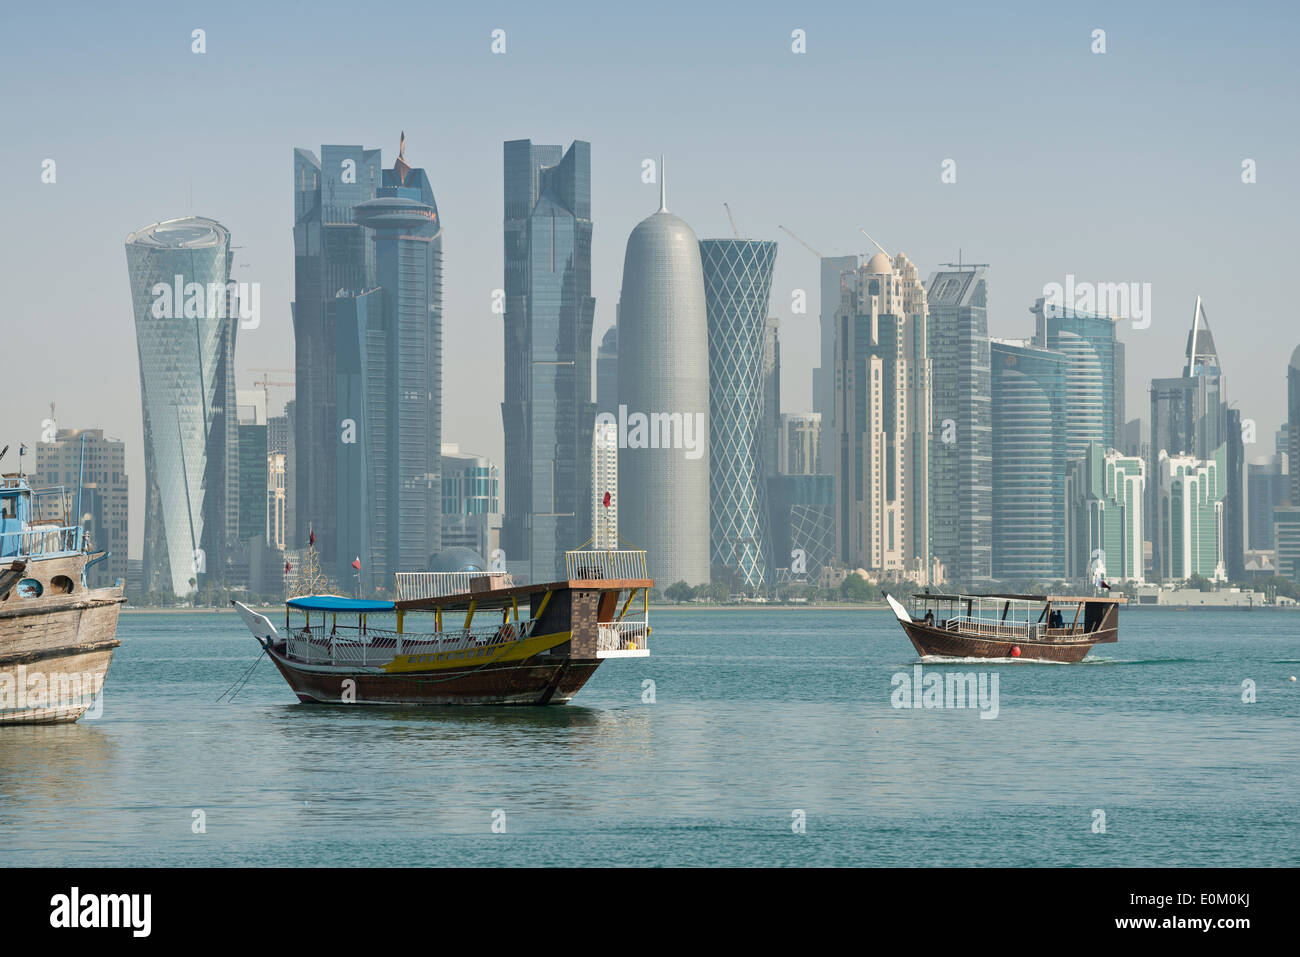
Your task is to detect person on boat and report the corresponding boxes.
[497,607,515,643]
[923,609,935,626]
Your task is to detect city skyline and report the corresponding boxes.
[7,2,1297,560]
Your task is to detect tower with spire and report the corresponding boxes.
[615,156,711,586]
[1148,296,1233,581]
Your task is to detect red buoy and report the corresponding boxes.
[1010,646,1021,658]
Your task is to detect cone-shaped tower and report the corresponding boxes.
[615,162,710,586]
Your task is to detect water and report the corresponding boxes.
[1,607,1297,866]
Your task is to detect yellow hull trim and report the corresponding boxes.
[380,630,572,674]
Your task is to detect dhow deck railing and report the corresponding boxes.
[285,619,537,667]
[596,620,649,656]
[565,549,647,581]
[0,524,85,560]
[394,572,485,602]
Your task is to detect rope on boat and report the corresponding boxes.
[217,647,268,702]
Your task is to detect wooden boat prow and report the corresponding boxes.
[885,590,1123,663]
[1,473,124,724]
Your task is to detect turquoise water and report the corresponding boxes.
[1,607,1297,866]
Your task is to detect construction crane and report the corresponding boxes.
[778,225,823,259]
[859,228,890,258]
[249,368,295,416]
[723,203,742,240]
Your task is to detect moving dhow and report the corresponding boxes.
[233,549,651,706]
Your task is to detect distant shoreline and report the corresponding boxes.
[120,600,1295,614]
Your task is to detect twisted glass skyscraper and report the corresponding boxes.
[700,239,777,588]
[125,216,239,596]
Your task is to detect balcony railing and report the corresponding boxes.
[565,549,647,581]
[596,620,650,658]
[394,572,482,602]
[0,524,84,560]
[284,619,537,668]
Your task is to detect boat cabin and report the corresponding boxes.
[1,475,85,561]
[907,591,1124,644]
[277,550,653,669]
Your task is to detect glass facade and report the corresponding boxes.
[1157,446,1227,581]
[125,217,238,596]
[501,140,595,582]
[352,144,444,585]
[1031,298,1125,462]
[926,267,992,584]
[767,474,835,584]
[990,339,1067,580]
[292,144,382,561]
[1066,442,1146,582]
[238,423,268,542]
[701,239,777,588]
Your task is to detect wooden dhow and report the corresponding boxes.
[885,591,1123,663]
[1,473,124,724]
[233,549,652,706]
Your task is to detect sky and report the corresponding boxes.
[2,0,1297,558]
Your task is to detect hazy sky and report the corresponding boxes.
[3,0,1297,558]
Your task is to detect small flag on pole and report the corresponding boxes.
[603,491,611,508]
[309,528,316,547]
[352,557,361,571]
[284,561,291,574]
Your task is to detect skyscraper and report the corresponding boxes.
[763,315,782,483]
[596,325,618,419]
[1224,406,1245,580]
[990,338,1067,581]
[592,422,618,550]
[1157,447,1227,582]
[1287,345,1300,507]
[332,287,382,589]
[700,238,777,589]
[1149,298,1229,577]
[440,444,500,561]
[615,164,710,586]
[926,265,992,585]
[812,254,860,425]
[1031,297,1125,460]
[778,413,822,476]
[832,252,932,582]
[32,429,129,590]
[1247,454,1287,550]
[501,139,595,582]
[350,133,444,582]
[1066,442,1145,583]
[292,144,382,562]
[125,216,239,596]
